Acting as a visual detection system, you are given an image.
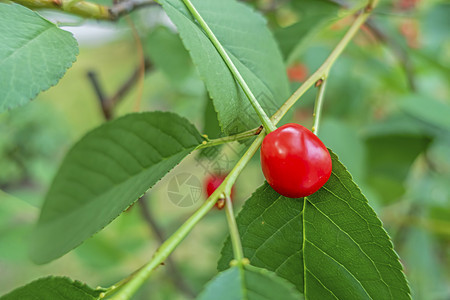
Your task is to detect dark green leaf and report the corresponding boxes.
[30,112,204,264]
[203,95,222,139]
[0,276,105,300]
[402,228,448,299]
[219,151,411,299]
[0,3,78,113]
[160,0,290,134]
[198,265,304,300]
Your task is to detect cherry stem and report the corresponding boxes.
[312,78,328,135]
[195,127,261,150]
[271,2,376,125]
[224,194,245,262]
[180,0,277,133]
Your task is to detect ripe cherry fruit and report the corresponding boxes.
[204,174,234,209]
[260,123,332,198]
[287,63,308,82]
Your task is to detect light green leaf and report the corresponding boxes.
[0,3,78,113]
[198,265,304,300]
[401,94,450,132]
[30,112,204,264]
[160,0,289,135]
[202,95,222,139]
[319,118,366,183]
[219,151,411,299]
[0,276,105,300]
[275,0,341,63]
[145,26,193,83]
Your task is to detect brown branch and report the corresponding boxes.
[11,0,159,20]
[88,62,193,297]
[109,0,159,20]
[87,71,112,119]
[87,59,152,120]
[138,197,196,298]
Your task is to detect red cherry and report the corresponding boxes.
[287,63,308,82]
[204,175,234,209]
[260,123,332,198]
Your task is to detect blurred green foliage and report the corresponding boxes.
[0,0,449,299]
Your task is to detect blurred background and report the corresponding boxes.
[0,0,449,299]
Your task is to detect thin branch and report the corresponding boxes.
[312,79,328,135]
[87,59,152,120]
[181,0,277,133]
[87,71,112,119]
[224,194,244,263]
[11,0,159,20]
[138,197,196,298]
[363,20,416,91]
[110,59,152,108]
[109,0,159,20]
[271,5,375,125]
[126,17,146,112]
[88,59,194,298]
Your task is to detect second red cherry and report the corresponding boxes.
[204,174,234,209]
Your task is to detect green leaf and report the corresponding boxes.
[198,265,304,300]
[145,26,193,83]
[0,276,105,300]
[0,3,78,113]
[400,94,450,132]
[160,0,289,135]
[364,130,431,204]
[319,118,366,183]
[275,0,341,63]
[30,112,204,264]
[219,151,411,299]
[402,228,448,299]
[202,95,222,139]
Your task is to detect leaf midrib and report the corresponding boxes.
[40,143,198,225]
[165,0,276,113]
[0,24,52,67]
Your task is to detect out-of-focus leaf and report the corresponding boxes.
[0,277,105,300]
[145,26,193,83]
[319,118,366,183]
[198,265,304,300]
[402,228,449,300]
[160,0,289,135]
[401,95,450,132]
[219,151,411,299]
[30,112,204,264]
[275,0,341,63]
[364,130,431,204]
[0,3,78,113]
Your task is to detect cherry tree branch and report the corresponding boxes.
[87,59,152,120]
[11,0,159,20]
